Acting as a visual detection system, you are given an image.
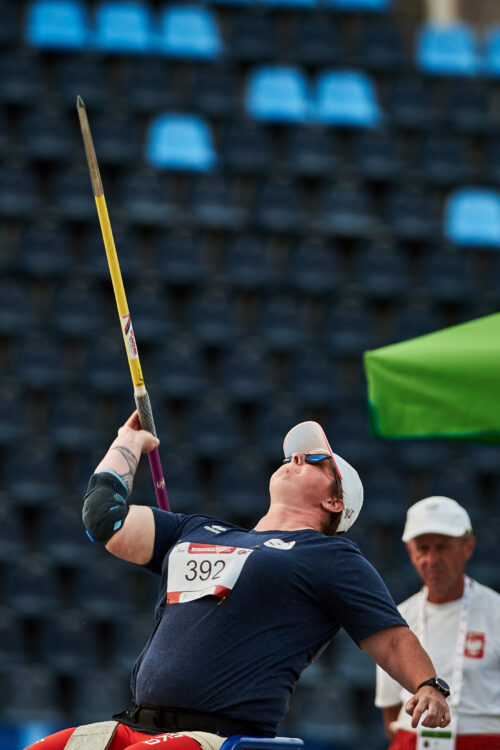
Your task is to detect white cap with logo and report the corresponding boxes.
[283,421,363,533]
[402,496,472,542]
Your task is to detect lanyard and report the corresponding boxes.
[417,575,471,709]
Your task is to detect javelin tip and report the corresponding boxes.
[77,94,84,109]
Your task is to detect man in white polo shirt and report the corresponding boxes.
[375,495,500,750]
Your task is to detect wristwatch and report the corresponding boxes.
[417,677,451,698]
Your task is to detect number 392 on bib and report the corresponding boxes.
[166,542,254,604]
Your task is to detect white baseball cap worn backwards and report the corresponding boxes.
[283,421,364,533]
[402,495,472,543]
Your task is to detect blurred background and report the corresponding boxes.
[1,0,500,747]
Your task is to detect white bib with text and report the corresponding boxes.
[166,542,254,604]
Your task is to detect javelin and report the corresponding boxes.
[76,95,169,512]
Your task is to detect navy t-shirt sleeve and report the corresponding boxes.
[142,508,185,575]
[323,545,407,644]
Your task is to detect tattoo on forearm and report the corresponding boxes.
[111,445,138,492]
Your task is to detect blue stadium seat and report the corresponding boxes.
[224,234,275,290]
[0,0,18,48]
[0,278,37,337]
[417,132,469,186]
[260,0,316,6]
[0,608,26,666]
[292,14,339,67]
[0,383,31,445]
[124,59,175,114]
[355,21,405,71]
[326,0,389,9]
[187,393,242,456]
[213,451,269,520]
[146,113,217,171]
[254,177,305,232]
[223,121,272,174]
[228,12,276,61]
[26,0,89,50]
[85,111,138,165]
[70,668,131,724]
[0,54,42,105]
[157,452,202,514]
[393,296,441,342]
[258,294,305,351]
[52,166,97,222]
[356,240,408,301]
[15,333,66,390]
[446,82,491,134]
[158,5,223,59]
[156,229,207,285]
[327,296,375,354]
[219,340,272,401]
[50,392,103,450]
[0,499,25,558]
[190,65,238,116]
[153,333,206,399]
[246,66,310,123]
[74,557,133,619]
[1,665,62,722]
[22,106,74,162]
[288,237,339,294]
[190,174,247,230]
[82,335,131,394]
[352,129,401,181]
[18,222,72,279]
[3,554,59,614]
[50,279,103,338]
[188,286,238,345]
[444,188,500,247]
[119,169,179,227]
[387,185,439,242]
[4,440,60,505]
[284,126,339,177]
[386,74,437,129]
[416,22,479,76]
[40,610,99,671]
[126,282,171,342]
[255,395,298,457]
[93,0,153,54]
[0,165,39,219]
[317,180,375,237]
[290,346,338,406]
[41,502,96,562]
[57,56,109,108]
[314,70,381,126]
[484,27,500,77]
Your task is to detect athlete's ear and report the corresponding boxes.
[321,497,344,514]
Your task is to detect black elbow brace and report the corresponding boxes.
[82,472,130,544]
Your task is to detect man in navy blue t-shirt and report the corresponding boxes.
[25,415,450,750]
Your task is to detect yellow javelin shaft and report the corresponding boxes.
[76,95,144,391]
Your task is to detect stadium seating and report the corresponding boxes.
[156,229,208,285]
[246,66,310,123]
[227,11,277,61]
[444,188,500,247]
[415,22,480,76]
[292,14,340,67]
[314,70,381,126]
[284,125,339,177]
[326,0,390,9]
[146,113,217,171]
[484,26,500,76]
[25,0,89,50]
[92,0,153,54]
[158,5,223,59]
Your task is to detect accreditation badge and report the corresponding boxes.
[166,541,254,604]
[417,716,457,750]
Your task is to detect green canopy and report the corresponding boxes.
[364,311,500,442]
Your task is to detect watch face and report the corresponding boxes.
[436,678,450,691]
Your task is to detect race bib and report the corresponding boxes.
[166,542,254,604]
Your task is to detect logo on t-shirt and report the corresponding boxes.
[204,525,229,534]
[263,538,296,550]
[464,631,485,659]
